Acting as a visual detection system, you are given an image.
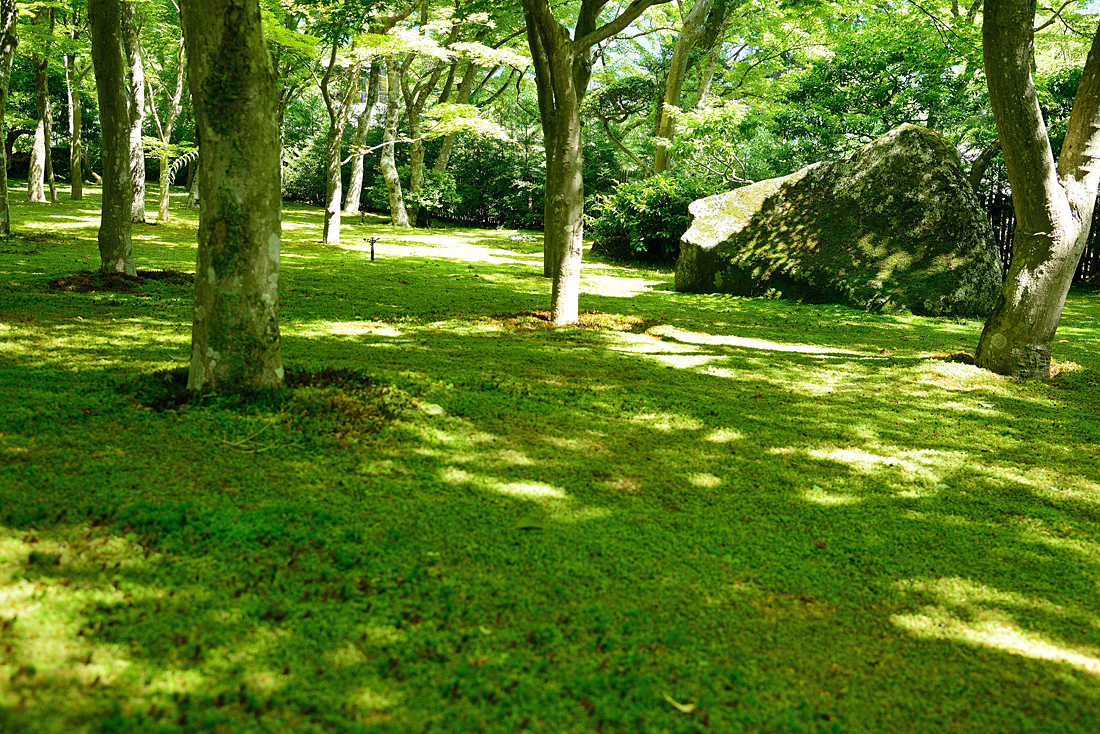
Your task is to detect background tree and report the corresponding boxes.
[88,0,135,274]
[0,0,16,234]
[27,6,54,203]
[181,0,284,391]
[522,0,670,324]
[122,1,146,222]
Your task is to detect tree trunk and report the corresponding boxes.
[653,0,712,175]
[88,0,135,275]
[122,2,145,223]
[28,31,49,203]
[344,61,380,214]
[406,107,424,226]
[65,55,83,200]
[968,141,1000,192]
[320,44,360,246]
[433,60,478,173]
[156,35,187,222]
[380,60,409,227]
[0,0,16,236]
[181,0,284,392]
[975,1,1100,378]
[695,49,718,108]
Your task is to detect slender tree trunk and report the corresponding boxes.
[28,38,49,203]
[433,61,478,173]
[406,107,424,225]
[180,0,284,392]
[0,0,17,236]
[320,42,360,246]
[122,1,145,223]
[155,35,186,222]
[975,2,1100,377]
[65,55,83,200]
[654,0,712,175]
[381,60,409,227]
[88,0,135,275]
[695,49,718,108]
[344,61,380,214]
[968,141,1001,192]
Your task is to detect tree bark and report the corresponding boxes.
[65,55,84,200]
[968,141,1001,192]
[522,0,670,324]
[28,12,50,204]
[122,2,146,223]
[344,60,380,214]
[89,0,134,275]
[433,60,478,173]
[0,0,16,236]
[975,1,1100,378]
[653,0,712,175]
[320,44,360,246]
[380,60,409,227]
[181,0,284,392]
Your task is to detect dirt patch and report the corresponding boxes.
[46,269,194,293]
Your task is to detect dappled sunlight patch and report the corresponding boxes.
[438,468,611,523]
[647,324,859,355]
[629,411,705,432]
[686,472,722,489]
[892,576,1100,676]
[579,272,666,298]
[802,484,862,506]
[600,476,641,494]
[778,444,968,485]
[704,427,743,443]
[917,360,1001,392]
[325,321,403,337]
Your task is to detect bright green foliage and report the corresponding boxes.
[588,175,717,263]
[366,164,459,220]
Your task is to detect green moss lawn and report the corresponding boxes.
[1,185,1099,733]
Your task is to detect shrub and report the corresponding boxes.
[587,176,718,264]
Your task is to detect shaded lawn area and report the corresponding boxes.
[1,185,1098,733]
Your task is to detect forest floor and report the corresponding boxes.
[1,186,1099,733]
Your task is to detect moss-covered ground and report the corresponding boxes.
[1,185,1098,733]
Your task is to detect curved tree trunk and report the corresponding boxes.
[653,0,712,175]
[88,0,135,275]
[122,1,145,223]
[0,0,17,236]
[65,54,83,200]
[380,60,409,227]
[523,0,669,323]
[181,0,284,392]
[344,61,380,215]
[975,1,1100,378]
[433,60,479,173]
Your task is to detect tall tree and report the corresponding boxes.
[28,7,55,204]
[522,0,670,324]
[122,1,146,222]
[0,0,16,235]
[89,0,135,274]
[180,0,284,391]
[975,0,1100,377]
[343,59,380,214]
[380,57,410,225]
[319,38,362,245]
[144,6,188,223]
[652,0,712,175]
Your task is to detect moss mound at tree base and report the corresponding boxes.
[675,124,1003,316]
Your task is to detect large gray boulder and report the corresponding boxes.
[675,124,1002,316]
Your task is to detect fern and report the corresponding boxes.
[164,148,199,182]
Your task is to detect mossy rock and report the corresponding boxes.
[675,124,1003,316]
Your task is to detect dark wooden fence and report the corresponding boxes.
[983,190,1100,283]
